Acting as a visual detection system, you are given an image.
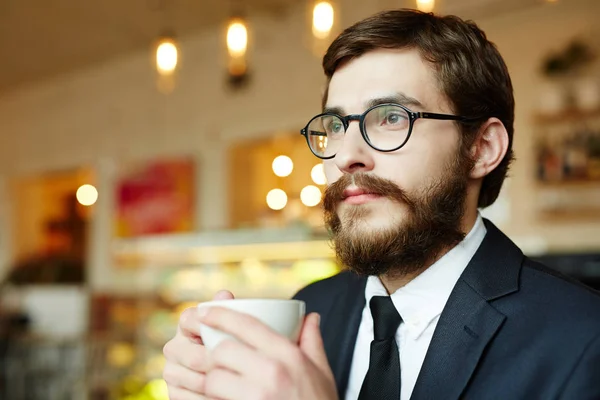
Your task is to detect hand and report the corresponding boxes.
[198,306,338,400]
[163,290,235,399]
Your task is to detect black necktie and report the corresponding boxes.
[358,295,402,400]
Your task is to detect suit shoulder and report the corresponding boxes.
[520,257,600,320]
[522,257,600,298]
[292,270,357,301]
[292,270,365,316]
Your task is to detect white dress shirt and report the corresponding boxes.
[344,213,487,400]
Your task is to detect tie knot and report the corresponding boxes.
[369,295,402,341]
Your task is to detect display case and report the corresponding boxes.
[89,225,339,399]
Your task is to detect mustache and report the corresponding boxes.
[323,173,415,211]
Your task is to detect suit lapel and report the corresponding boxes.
[409,281,506,399]
[322,272,367,398]
[410,219,523,400]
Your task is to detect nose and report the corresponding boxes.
[333,120,375,174]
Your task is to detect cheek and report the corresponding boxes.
[371,199,409,223]
[385,133,459,188]
[323,161,341,184]
[375,154,423,192]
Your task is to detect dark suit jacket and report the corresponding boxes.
[293,219,600,399]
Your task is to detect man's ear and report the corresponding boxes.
[468,118,509,179]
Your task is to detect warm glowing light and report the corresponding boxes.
[107,342,135,367]
[312,1,334,39]
[76,184,98,206]
[156,39,178,75]
[266,188,288,210]
[300,185,322,207]
[228,57,247,77]
[316,135,328,152]
[416,0,435,12]
[292,259,339,281]
[227,19,248,57]
[311,163,327,185]
[144,379,169,399]
[272,155,294,177]
[173,302,198,316]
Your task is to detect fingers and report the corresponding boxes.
[178,307,205,344]
[204,368,252,400]
[164,331,210,373]
[168,291,237,369]
[213,290,235,300]
[299,313,331,377]
[178,291,235,343]
[167,385,208,400]
[163,290,237,400]
[208,339,270,382]
[163,360,206,393]
[198,306,292,358]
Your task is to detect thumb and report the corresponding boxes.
[299,313,331,375]
[213,290,235,300]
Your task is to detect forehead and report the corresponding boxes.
[326,48,445,112]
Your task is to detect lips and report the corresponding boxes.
[342,187,375,199]
[341,187,382,205]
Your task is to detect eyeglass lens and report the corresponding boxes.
[306,104,411,157]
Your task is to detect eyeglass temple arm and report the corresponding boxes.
[300,129,327,137]
[416,112,480,122]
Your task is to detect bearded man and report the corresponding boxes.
[163,9,600,400]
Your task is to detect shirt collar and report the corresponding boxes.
[364,213,487,340]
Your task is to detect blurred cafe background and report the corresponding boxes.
[0,0,599,398]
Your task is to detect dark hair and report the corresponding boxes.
[322,9,515,208]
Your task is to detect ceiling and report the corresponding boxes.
[0,0,562,94]
[0,0,295,94]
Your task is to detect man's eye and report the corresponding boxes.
[328,122,343,133]
[383,112,406,125]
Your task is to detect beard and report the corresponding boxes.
[323,154,473,279]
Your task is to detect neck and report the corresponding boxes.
[379,209,479,294]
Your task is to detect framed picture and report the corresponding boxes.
[114,158,196,237]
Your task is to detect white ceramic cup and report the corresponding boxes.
[197,298,306,351]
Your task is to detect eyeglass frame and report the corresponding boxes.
[300,102,483,159]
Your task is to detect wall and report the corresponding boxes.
[475,0,600,253]
[1,0,599,285]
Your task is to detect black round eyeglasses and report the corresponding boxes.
[300,103,481,159]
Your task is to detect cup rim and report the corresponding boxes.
[197,298,305,308]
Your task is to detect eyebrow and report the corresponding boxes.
[323,92,425,115]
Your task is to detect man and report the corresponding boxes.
[163,9,600,400]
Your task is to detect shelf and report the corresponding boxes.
[112,239,335,268]
[110,225,335,268]
[112,224,326,248]
[535,179,600,189]
[536,209,600,222]
[533,107,600,126]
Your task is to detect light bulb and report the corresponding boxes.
[266,189,288,210]
[300,185,322,207]
[227,19,248,57]
[312,1,334,39]
[76,184,98,206]
[416,0,435,12]
[272,155,294,177]
[311,163,327,185]
[156,38,178,75]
